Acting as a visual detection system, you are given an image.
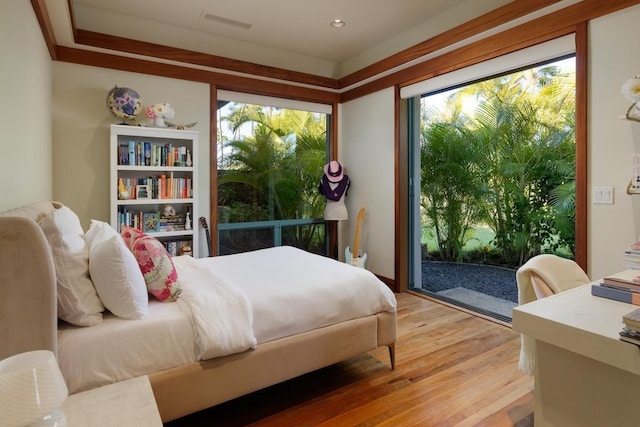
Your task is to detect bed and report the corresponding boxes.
[0,201,397,422]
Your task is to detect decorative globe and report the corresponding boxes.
[106,86,143,123]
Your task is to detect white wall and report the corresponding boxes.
[52,63,210,238]
[589,4,640,280]
[339,88,396,279]
[0,1,52,211]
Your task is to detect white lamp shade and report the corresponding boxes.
[0,350,68,426]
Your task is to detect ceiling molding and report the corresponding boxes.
[55,46,341,105]
[337,0,563,89]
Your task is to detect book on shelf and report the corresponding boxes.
[115,175,192,200]
[163,240,192,257]
[117,141,192,168]
[127,141,135,166]
[591,283,640,305]
[144,142,151,166]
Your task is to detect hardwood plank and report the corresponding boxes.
[165,293,533,426]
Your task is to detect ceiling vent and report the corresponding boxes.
[200,12,252,30]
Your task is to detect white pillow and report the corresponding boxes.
[39,206,104,326]
[84,219,118,249]
[86,220,148,319]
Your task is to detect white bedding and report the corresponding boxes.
[58,246,397,394]
[195,246,398,343]
[58,300,195,393]
[173,255,257,360]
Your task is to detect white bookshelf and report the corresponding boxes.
[110,124,199,257]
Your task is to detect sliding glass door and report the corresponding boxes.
[407,52,577,322]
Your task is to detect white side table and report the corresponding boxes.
[64,376,162,426]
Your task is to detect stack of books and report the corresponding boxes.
[591,270,640,305]
[619,307,640,345]
[159,213,187,232]
[625,241,640,270]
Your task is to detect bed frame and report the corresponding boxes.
[0,201,397,422]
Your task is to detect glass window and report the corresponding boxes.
[216,98,330,255]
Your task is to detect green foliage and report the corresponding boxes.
[420,112,487,262]
[217,104,327,251]
[421,62,576,268]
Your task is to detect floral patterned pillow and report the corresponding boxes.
[120,226,141,247]
[121,227,181,302]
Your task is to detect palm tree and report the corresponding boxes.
[421,61,576,267]
[420,109,487,262]
[473,98,574,266]
[217,104,327,252]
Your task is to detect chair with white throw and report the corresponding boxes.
[516,254,590,375]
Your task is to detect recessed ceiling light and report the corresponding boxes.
[330,19,346,28]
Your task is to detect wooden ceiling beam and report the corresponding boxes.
[341,0,640,102]
[338,0,563,89]
[30,0,57,59]
[55,46,340,105]
[74,29,340,90]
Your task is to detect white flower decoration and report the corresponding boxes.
[621,75,640,102]
[153,103,175,119]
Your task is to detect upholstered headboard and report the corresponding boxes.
[0,202,61,359]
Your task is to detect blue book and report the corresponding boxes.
[128,141,135,166]
[144,142,151,166]
[592,283,640,305]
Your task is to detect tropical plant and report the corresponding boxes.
[217,104,327,252]
[420,61,576,267]
[473,98,575,266]
[420,110,487,262]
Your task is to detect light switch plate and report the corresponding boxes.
[593,186,614,204]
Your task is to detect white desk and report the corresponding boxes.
[64,376,162,426]
[512,284,640,427]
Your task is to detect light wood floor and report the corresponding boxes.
[166,292,534,427]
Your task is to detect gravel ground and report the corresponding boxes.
[421,261,519,303]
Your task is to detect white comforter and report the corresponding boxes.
[173,255,257,360]
[173,246,397,357]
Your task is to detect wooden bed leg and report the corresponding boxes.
[388,343,396,370]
